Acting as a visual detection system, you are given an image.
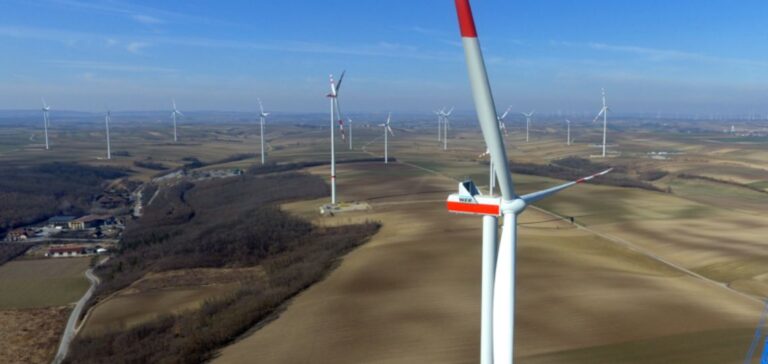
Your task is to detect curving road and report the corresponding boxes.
[52,260,104,364]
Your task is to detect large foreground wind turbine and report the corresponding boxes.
[593,88,609,157]
[379,113,394,164]
[449,2,611,363]
[258,98,269,164]
[41,98,50,150]
[521,111,534,142]
[171,100,183,142]
[105,110,112,160]
[326,71,346,205]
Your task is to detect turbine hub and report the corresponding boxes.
[501,198,526,215]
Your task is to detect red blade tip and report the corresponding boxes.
[455,0,478,38]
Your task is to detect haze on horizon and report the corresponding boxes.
[1,0,768,115]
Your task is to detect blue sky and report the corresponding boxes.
[1,0,768,114]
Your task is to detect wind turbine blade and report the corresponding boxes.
[387,126,394,136]
[335,70,346,94]
[258,98,265,115]
[172,99,177,110]
[446,106,455,116]
[520,168,612,205]
[593,108,605,123]
[500,105,512,120]
[454,0,514,199]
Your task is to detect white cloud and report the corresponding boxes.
[126,41,150,54]
[132,14,163,25]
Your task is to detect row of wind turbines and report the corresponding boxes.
[433,89,611,158]
[35,98,279,164]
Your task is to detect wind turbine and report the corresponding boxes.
[257,98,269,164]
[105,110,112,160]
[41,98,50,150]
[171,99,183,142]
[326,71,346,205]
[450,2,612,363]
[521,111,534,142]
[497,105,512,137]
[379,113,394,164]
[566,119,571,146]
[592,88,609,157]
[442,106,454,151]
[434,108,444,142]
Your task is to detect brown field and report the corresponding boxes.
[0,306,70,364]
[80,267,262,336]
[213,161,763,364]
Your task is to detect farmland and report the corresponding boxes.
[1,114,768,363]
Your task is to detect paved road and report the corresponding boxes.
[52,260,104,364]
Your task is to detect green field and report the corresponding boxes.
[0,257,91,309]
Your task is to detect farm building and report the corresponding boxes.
[46,246,87,258]
[3,228,30,242]
[68,215,110,230]
[47,215,76,228]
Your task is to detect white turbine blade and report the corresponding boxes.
[455,0,514,199]
[500,105,512,120]
[592,107,605,123]
[446,106,455,116]
[520,168,612,205]
[172,99,177,110]
[257,98,265,115]
[387,125,394,136]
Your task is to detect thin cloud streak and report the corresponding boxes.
[553,40,768,68]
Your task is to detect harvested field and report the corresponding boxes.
[213,161,762,364]
[0,306,70,364]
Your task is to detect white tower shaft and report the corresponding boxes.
[260,116,265,164]
[106,113,111,160]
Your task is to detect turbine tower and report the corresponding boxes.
[105,110,112,160]
[450,2,611,363]
[521,111,534,142]
[326,71,346,205]
[566,119,571,146]
[379,113,394,164]
[41,98,50,150]
[171,99,183,143]
[348,118,353,150]
[257,98,270,164]
[593,88,609,157]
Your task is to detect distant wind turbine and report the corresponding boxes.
[41,98,50,150]
[592,88,610,157]
[379,113,394,164]
[521,111,534,142]
[497,106,512,136]
[171,99,183,142]
[434,108,445,142]
[566,119,571,146]
[257,98,269,164]
[326,71,346,205]
[442,106,454,151]
[105,110,112,159]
